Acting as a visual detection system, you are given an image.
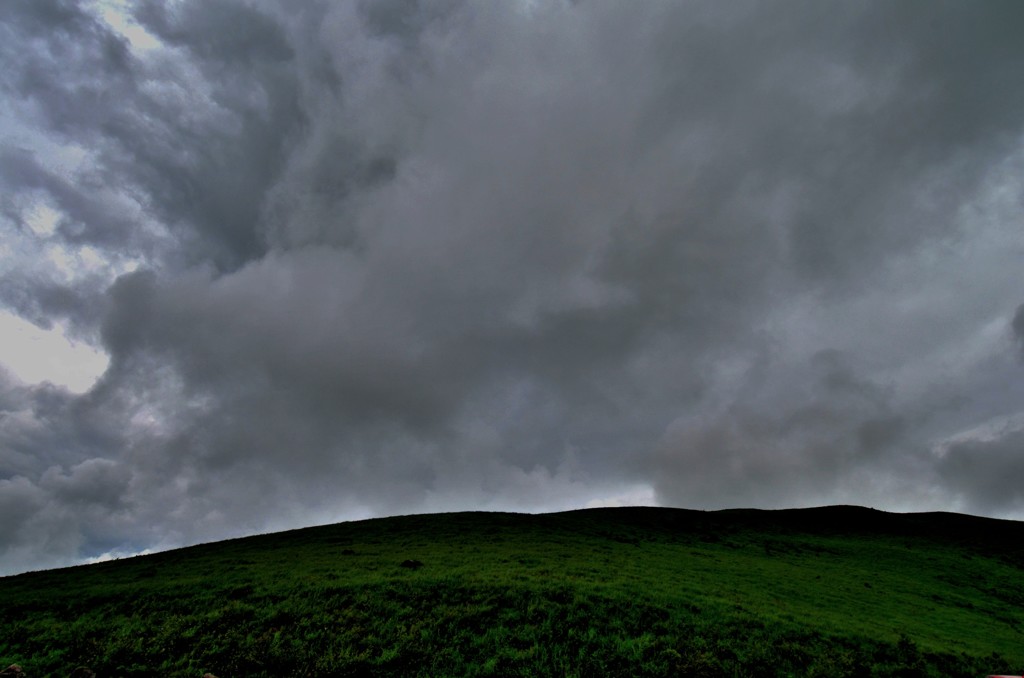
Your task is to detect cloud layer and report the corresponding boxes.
[2,0,1024,574]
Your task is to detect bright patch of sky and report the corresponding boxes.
[84,548,155,565]
[584,484,658,509]
[24,202,62,237]
[0,309,109,393]
[89,0,162,52]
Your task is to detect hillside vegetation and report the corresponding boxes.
[2,506,1023,676]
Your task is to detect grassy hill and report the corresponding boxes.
[2,506,1023,676]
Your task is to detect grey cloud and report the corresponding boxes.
[135,0,295,66]
[646,350,912,509]
[938,429,1024,513]
[357,0,463,42]
[40,458,131,510]
[0,476,50,556]
[0,274,106,337]
[0,147,144,253]
[857,416,907,457]
[0,375,137,573]
[1013,304,1024,358]
[0,378,124,487]
[99,258,461,431]
[2,0,304,271]
[0,0,134,135]
[3,0,1024,573]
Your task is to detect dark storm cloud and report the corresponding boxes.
[0,367,137,572]
[1013,304,1024,359]
[135,0,295,65]
[938,429,1024,514]
[2,0,1024,574]
[646,350,914,509]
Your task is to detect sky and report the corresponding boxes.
[1,0,1023,576]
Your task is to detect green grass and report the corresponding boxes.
[2,506,1023,676]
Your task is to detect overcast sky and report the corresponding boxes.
[1,0,1023,575]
